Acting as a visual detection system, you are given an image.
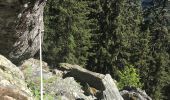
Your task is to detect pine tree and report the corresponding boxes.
[43,0,92,67]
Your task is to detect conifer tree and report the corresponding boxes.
[141,0,170,99]
[42,0,170,99]
[43,0,92,66]
[87,0,142,78]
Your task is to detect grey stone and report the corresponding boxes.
[0,55,33,100]
[120,87,152,100]
[59,63,124,100]
[0,0,46,64]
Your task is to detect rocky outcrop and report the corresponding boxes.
[59,63,124,100]
[0,55,33,100]
[0,56,151,100]
[0,0,46,64]
[20,59,93,100]
[19,60,124,100]
[120,87,152,100]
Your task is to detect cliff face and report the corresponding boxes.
[0,0,46,64]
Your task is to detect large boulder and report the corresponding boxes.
[58,63,124,100]
[0,0,46,64]
[0,55,33,100]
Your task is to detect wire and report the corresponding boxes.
[40,29,43,100]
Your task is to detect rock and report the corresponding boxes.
[19,59,94,100]
[59,63,124,100]
[0,0,47,64]
[17,59,151,100]
[20,59,123,100]
[6,57,152,100]
[58,96,69,100]
[52,69,64,77]
[19,58,53,85]
[102,74,124,100]
[120,87,152,100]
[0,55,33,100]
[46,77,94,100]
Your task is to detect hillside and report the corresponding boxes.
[0,55,152,100]
[0,0,170,100]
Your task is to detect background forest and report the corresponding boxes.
[43,0,170,99]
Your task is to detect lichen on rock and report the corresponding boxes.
[0,0,47,64]
[0,55,33,100]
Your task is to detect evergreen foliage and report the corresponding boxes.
[43,0,170,99]
[87,0,142,78]
[140,0,170,99]
[43,0,92,66]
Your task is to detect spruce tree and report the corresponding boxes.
[141,0,170,99]
[87,0,142,78]
[43,0,91,66]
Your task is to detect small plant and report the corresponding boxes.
[44,94,54,100]
[27,81,40,100]
[117,65,142,90]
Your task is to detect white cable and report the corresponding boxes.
[40,29,43,100]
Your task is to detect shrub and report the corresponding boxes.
[117,65,142,90]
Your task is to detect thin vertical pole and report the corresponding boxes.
[40,29,43,100]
